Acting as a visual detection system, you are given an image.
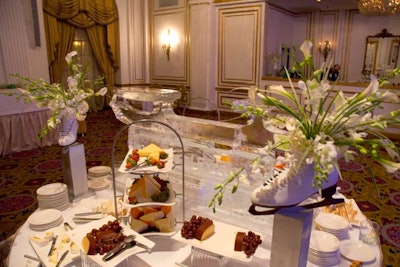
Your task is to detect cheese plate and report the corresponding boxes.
[119,148,174,174]
[123,176,176,207]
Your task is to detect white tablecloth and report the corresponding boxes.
[0,89,58,156]
[7,186,382,267]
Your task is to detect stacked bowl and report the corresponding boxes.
[308,230,340,266]
[36,183,69,211]
[87,166,111,191]
[315,213,350,240]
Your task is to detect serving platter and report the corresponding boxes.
[119,148,174,174]
[67,215,155,267]
[30,225,80,267]
[171,220,263,262]
[123,176,176,207]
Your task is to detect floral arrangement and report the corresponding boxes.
[8,51,107,139]
[209,40,400,211]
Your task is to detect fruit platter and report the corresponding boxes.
[119,144,174,174]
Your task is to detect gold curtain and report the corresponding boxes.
[42,0,120,102]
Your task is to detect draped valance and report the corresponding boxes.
[43,0,119,28]
[42,0,120,104]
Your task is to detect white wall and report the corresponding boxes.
[0,0,48,86]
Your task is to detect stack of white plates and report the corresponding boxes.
[308,230,340,266]
[87,166,111,191]
[315,213,350,240]
[36,183,69,211]
[87,166,111,179]
[28,209,63,231]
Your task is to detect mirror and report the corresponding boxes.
[362,29,400,78]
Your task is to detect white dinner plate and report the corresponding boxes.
[340,241,376,262]
[88,166,111,177]
[315,213,350,230]
[67,215,155,267]
[309,230,340,253]
[36,183,67,197]
[28,209,63,226]
[88,178,110,191]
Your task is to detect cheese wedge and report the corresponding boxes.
[154,217,174,232]
[140,211,164,227]
[128,176,162,201]
[130,218,149,233]
[138,143,163,157]
[149,151,160,161]
[143,176,162,198]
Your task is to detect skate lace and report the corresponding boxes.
[263,167,284,186]
[60,119,74,136]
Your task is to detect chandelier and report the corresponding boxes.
[358,0,400,15]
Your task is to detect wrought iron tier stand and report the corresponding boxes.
[110,119,186,223]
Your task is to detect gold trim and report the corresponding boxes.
[149,1,189,84]
[217,4,262,87]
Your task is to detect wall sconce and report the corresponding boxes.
[161,29,173,61]
[318,40,332,62]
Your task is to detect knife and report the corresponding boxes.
[55,251,68,267]
[47,236,58,256]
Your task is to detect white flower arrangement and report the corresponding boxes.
[8,51,107,139]
[209,40,400,211]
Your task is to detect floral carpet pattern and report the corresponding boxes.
[0,108,399,266]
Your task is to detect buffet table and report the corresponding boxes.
[0,89,59,156]
[7,91,383,266]
[7,179,382,267]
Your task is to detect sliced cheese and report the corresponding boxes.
[154,217,175,232]
[140,211,164,227]
[143,176,161,198]
[130,218,149,233]
[138,143,163,157]
[149,151,160,161]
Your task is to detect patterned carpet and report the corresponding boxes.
[0,108,399,266]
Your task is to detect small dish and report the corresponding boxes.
[340,241,376,262]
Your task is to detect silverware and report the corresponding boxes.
[125,161,148,172]
[102,235,151,262]
[48,236,58,256]
[64,222,73,230]
[55,250,68,267]
[74,212,102,216]
[24,255,43,267]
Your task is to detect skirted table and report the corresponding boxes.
[0,89,59,156]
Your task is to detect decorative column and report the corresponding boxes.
[188,0,216,111]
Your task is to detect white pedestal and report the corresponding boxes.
[61,142,91,202]
[270,207,313,267]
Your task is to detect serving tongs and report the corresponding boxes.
[102,235,152,262]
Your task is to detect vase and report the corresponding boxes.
[250,162,339,208]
